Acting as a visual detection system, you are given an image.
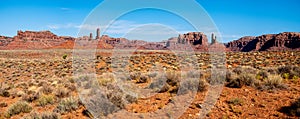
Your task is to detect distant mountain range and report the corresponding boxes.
[0,30,299,52]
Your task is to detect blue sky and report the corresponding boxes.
[0,0,299,42]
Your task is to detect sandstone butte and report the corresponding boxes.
[0,29,299,52]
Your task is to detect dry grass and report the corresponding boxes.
[5,101,32,118]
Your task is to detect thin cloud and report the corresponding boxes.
[47,23,79,30]
[60,7,71,11]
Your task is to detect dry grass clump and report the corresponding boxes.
[22,91,40,102]
[261,74,286,90]
[0,83,10,97]
[40,84,53,94]
[226,66,287,90]
[226,72,257,88]
[24,111,60,119]
[37,94,55,107]
[5,101,32,118]
[54,87,70,98]
[54,96,79,114]
[97,73,115,86]
[227,98,243,106]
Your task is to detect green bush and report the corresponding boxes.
[278,65,300,79]
[62,54,67,60]
[5,101,32,118]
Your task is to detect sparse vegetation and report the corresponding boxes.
[227,98,243,106]
[24,111,60,119]
[62,54,67,60]
[5,101,32,118]
[54,96,79,114]
[37,94,55,107]
[54,87,70,98]
[0,50,300,118]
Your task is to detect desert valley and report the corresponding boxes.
[0,29,299,119]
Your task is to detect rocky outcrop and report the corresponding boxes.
[0,36,13,47]
[165,32,209,51]
[177,32,208,46]
[0,30,77,49]
[226,32,300,52]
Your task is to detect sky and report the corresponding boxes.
[0,0,299,42]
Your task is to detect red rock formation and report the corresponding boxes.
[226,32,300,52]
[3,30,77,49]
[0,36,13,47]
[177,32,208,46]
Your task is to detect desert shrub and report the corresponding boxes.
[226,77,244,88]
[54,96,79,114]
[148,74,170,93]
[40,112,60,119]
[278,65,300,79]
[178,78,198,95]
[278,65,293,74]
[238,73,257,86]
[40,84,53,94]
[178,78,207,95]
[24,111,60,119]
[98,73,115,86]
[279,98,300,116]
[62,54,67,60]
[5,101,32,118]
[0,89,10,97]
[37,95,55,107]
[226,73,257,88]
[198,79,207,92]
[186,70,201,78]
[23,111,40,119]
[147,72,158,78]
[227,98,243,106]
[136,74,149,83]
[226,70,237,82]
[65,84,76,91]
[264,67,278,75]
[207,71,226,85]
[106,84,137,109]
[0,83,10,97]
[129,72,141,81]
[263,74,286,90]
[165,70,180,86]
[232,67,243,75]
[0,102,7,107]
[233,66,257,75]
[54,88,70,98]
[256,70,269,81]
[22,91,40,102]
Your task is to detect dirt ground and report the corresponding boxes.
[0,50,299,119]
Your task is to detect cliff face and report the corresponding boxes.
[226,32,300,52]
[0,30,76,49]
[166,32,209,51]
[1,30,299,52]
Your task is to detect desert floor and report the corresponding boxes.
[0,50,299,119]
